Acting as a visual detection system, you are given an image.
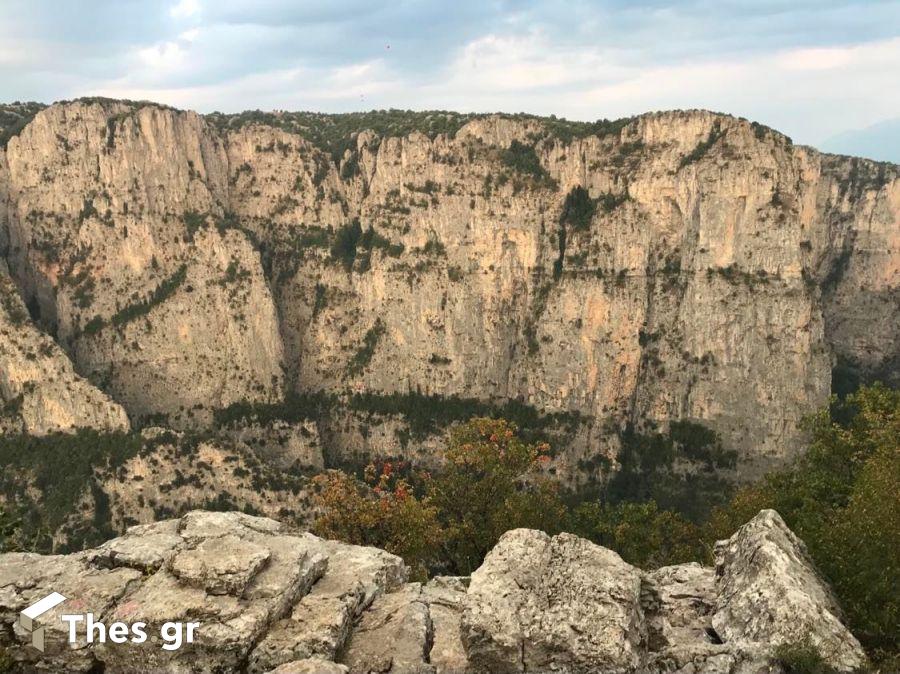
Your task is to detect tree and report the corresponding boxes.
[313,417,567,576]
[312,464,442,581]
[0,505,22,552]
[571,500,704,568]
[705,384,899,662]
[429,418,567,574]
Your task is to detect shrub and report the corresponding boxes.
[314,418,567,576]
[560,186,595,231]
[0,505,22,552]
[110,265,188,327]
[501,140,547,180]
[330,219,363,270]
[430,418,567,574]
[571,500,704,568]
[312,466,442,581]
[775,639,839,674]
[347,320,386,376]
[679,121,725,169]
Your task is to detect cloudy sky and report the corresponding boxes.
[2,0,899,159]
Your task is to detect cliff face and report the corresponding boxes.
[0,100,897,477]
[0,267,128,435]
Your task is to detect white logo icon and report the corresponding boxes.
[19,591,67,652]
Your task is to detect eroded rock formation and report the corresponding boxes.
[0,509,865,673]
[0,100,896,481]
[0,267,128,435]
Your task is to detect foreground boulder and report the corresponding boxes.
[0,509,866,673]
[462,529,645,673]
[712,509,867,671]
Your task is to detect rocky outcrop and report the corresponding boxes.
[462,529,645,672]
[0,509,865,673]
[1,100,897,478]
[712,509,866,672]
[0,269,129,435]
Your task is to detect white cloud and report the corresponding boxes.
[4,0,899,155]
[170,0,200,20]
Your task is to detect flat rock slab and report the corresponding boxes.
[342,583,434,674]
[0,511,403,674]
[0,510,868,674]
[248,537,408,672]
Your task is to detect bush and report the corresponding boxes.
[431,418,567,574]
[775,639,839,674]
[560,186,596,231]
[331,219,363,270]
[314,418,567,575]
[501,140,547,180]
[571,500,704,568]
[312,466,442,580]
[0,505,22,552]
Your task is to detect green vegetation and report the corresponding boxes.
[560,186,596,231]
[704,384,899,663]
[602,420,737,523]
[774,640,839,674]
[0,505,22,552]
[0,276,30,326]
[347,390,583,443]
[347,320,386,376]
[314,418,565,576]
[183,210,207,239]
[0,101,46,148]
[0,430,142,551]
[213,391,334,428]
[570,500,705,569]
[679,121,725,169]
[501,140,548,180]
[330,218,364,270]
[328,219,403,272]
[111,265,187,327]
[205,108,636,164]
[706,263,773,287]
[597,191,630,213]
[79,265,187,337]
[314,385,897,665]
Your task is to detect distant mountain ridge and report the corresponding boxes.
[0,99,897,488]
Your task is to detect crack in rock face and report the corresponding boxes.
[0,508,866,673]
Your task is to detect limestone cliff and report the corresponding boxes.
[0,267,128,435]
[0,100,897,479]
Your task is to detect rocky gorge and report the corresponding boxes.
[0,98,897,550]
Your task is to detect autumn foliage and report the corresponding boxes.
[313,418,565,576]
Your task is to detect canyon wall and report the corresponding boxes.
[0,100,897,480]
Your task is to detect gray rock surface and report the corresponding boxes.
[0,509,868,673]
[712,509,867,672]
[462,529,645,673]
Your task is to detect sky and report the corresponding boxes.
[1,0,899,160]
